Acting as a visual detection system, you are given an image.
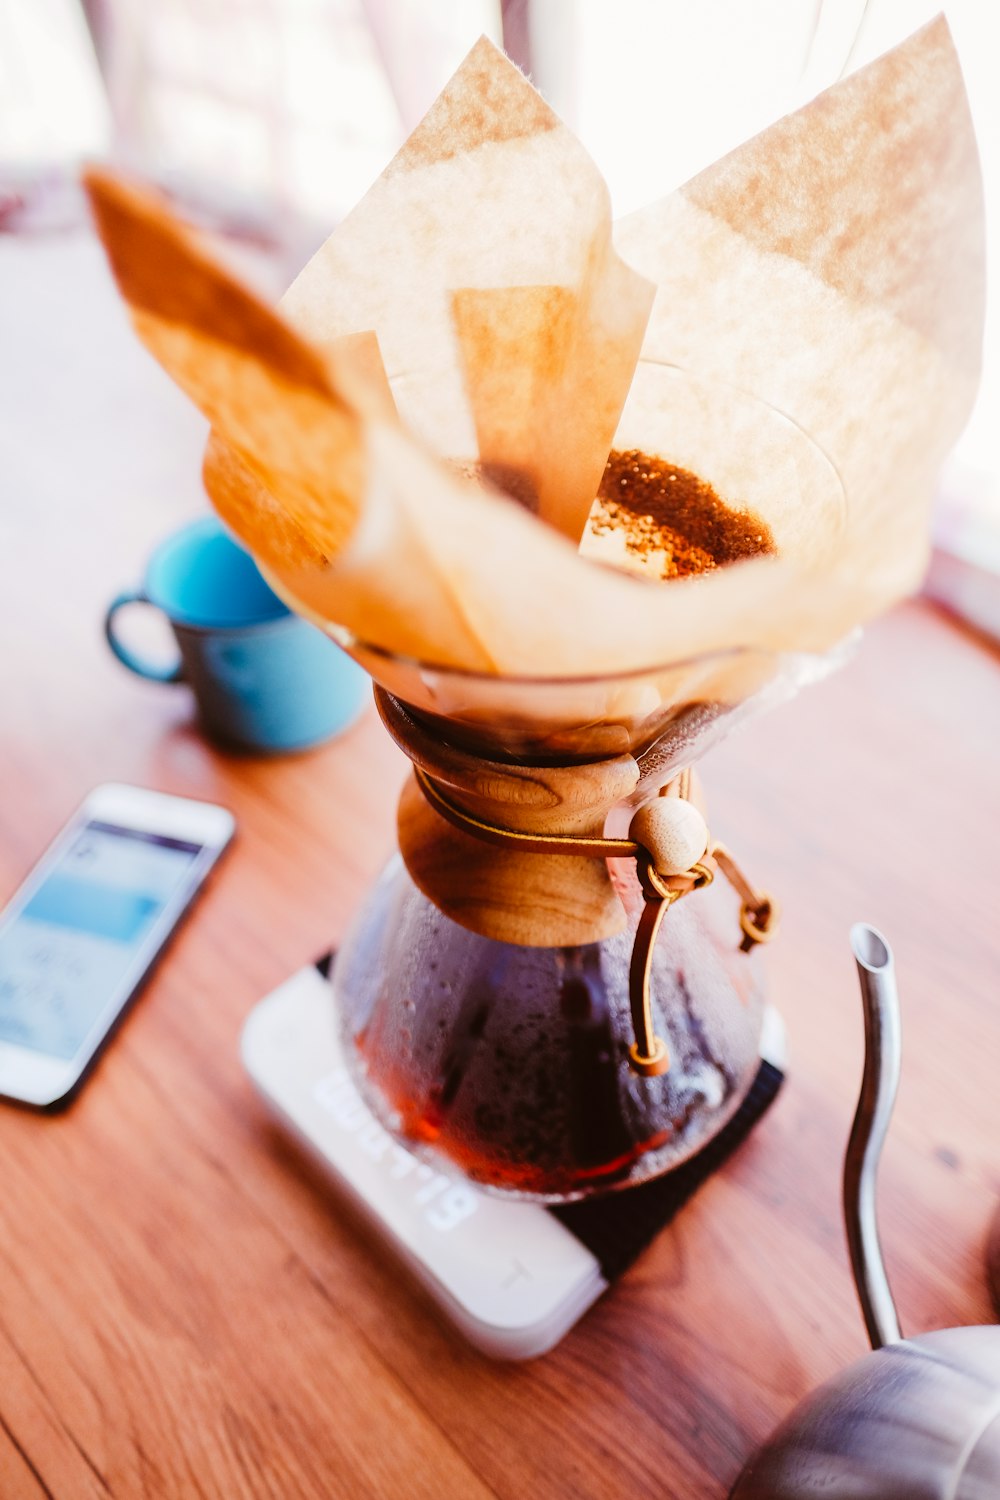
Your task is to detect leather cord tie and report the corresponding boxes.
[413,765,779,1078]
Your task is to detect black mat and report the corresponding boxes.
[551,1060,783,1280]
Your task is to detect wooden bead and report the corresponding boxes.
[629,797,709,877]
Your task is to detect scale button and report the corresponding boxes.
[500,1258,534,1290]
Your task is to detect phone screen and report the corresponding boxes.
[0,820,203,1060]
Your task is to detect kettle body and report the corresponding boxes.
[733,1325,1000,1498]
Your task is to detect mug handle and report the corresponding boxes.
[104,591,184,683]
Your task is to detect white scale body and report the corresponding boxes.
[242,966,785,1359]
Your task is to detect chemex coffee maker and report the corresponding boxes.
[82,12,982,1224]
[331,667,788,1201]
[333,664,770,1202]
[80,25,977,1216]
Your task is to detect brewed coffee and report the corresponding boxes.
[335,857,763,1200]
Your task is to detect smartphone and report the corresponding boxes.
[0,784,235,1108]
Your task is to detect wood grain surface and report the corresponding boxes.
[2,229,999,1500]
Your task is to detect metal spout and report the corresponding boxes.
[844,924,903,1349]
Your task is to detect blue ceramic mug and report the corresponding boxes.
[104,517,368,753]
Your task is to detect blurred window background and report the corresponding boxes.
[2,0,997,613]
[82,0,502,229]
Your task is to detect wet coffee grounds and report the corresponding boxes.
[592,450,776,579]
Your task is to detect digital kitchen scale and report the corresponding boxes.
[242,957,785,1359]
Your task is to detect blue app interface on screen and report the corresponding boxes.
[0,822,201,1060]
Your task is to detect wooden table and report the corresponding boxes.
[2,229,999,1500]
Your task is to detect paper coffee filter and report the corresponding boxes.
[217,15,982,687]
[85,17,984,753]
[84,167,378,567]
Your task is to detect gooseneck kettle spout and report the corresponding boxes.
[844,924,902,1349]
[732,924,1000,1499]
